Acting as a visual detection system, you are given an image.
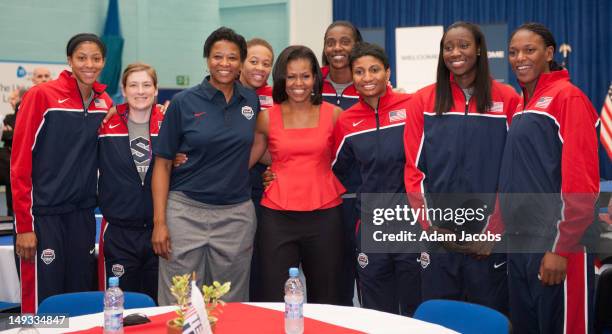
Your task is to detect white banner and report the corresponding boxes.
[395,26,444,93]
[0,61,68,116]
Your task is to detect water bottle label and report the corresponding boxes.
[285,302,303,320]
[104,311,123,331]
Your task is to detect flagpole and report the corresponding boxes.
[559,43,572,69]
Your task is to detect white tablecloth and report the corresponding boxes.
[0,245,19,303]
[0,303,459,333]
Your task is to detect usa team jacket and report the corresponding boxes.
[98,103,164,227]
[332,86,411,213]
[11,70,112,234]
[404,78,520,233]
[321,66,360,110]
[256,85,274,109]
[322,66,362,194]
[498,70,599,254]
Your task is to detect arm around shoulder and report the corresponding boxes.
[151,156,173,260]
[249,109,269,168]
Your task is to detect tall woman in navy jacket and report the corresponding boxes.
[12,33,113,313]
[98,63,164,300]
[332,42,421,315]
[321,20,365,307]
[404,22,520,313]
[500,23,599,334]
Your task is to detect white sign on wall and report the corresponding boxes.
[395,26,444,93]
[0,61,68,116]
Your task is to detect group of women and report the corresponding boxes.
[10,19,598,334]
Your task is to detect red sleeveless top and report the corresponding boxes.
[261,102,345,211]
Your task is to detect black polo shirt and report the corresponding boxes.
[155,77,259,205]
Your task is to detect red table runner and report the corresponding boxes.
[68,303,365,333]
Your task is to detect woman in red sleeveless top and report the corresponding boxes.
[250,45,345,303]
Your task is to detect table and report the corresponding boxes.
[0,235,19,303]
[0,303,459,334]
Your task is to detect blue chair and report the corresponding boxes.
[0,301,20,313]
[414,299,510,334]
[37,291,155,317]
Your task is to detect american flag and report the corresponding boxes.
[490,101,504,112]
[94,98,108,109]
[183,280,212,334]
[389,109,406,122]
[600,83,612,159]
[183,307,204,334]
[535,96,553,109]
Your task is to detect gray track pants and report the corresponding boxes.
[157,191,256,305]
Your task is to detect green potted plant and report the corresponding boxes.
[202,281,231,327]
[167,275,231,333]
[167,274,190,334]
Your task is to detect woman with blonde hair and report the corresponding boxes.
[98,62,163,300]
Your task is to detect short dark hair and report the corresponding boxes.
[322,21,363,66]
[434,21,492,115]
[349,42,389,70]
[510,22,563,71]
[272,45,323,105]
[246,38,274,61]
[203,27,247,61]
[66,33,106,58]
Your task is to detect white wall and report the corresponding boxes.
[289,0,333,63]
[0,0,325,89]
[0,0,222,89]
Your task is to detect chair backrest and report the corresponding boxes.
[37,291,156,317]
[596,266,612,333]
[0,301,20,313]
[124,292,156,310]
[414,299,510,334]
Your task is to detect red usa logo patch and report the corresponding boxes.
[357,252,369,268]
[241,106,254,120]
[419,252,430,269]
[41,249,55,265]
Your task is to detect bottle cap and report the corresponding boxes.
[289,267,299,277]
[109,277,119,287]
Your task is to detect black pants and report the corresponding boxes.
[248,164,266,301]
[356,250,422,316]
[21,209,97,312]
[339,197,358,306]
[420,251,508,314]
[256,206,343,304]
[101,223,158,302]
[508,252,594,334]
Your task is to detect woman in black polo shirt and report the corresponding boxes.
[152,27,260,305]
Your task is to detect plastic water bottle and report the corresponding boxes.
[104,277,124,334]
[284,267,304,334]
